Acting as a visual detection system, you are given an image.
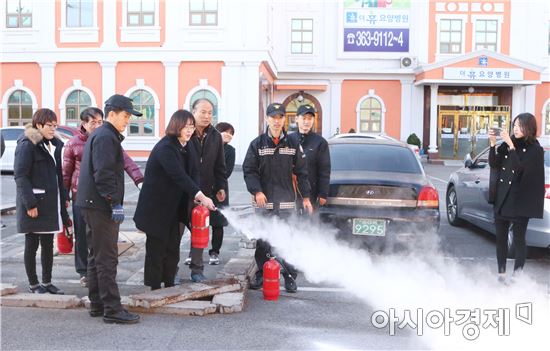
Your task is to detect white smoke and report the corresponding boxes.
[221,209,549,350]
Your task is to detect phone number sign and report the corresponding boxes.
[344,28,409,52]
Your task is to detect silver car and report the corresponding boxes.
[1,127,25,173]
[446,136,550,255]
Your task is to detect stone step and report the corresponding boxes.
[0,293,82,309]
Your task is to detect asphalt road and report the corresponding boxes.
[1,163,549,350]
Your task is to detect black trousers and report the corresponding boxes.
[24,233,54,286]
[72,203,88,277]
[253,209,297,278]
[209,226,224,256]
[81,208,122,315]
[144,221,182,289]
[494,215,529,273]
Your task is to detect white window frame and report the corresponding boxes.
[184,79,222,119]
[355,90,386,134]
[188,0,218,27]
[59,0,99,43]
[122,80,161,151]
[5,0,32,28]
[471,14,503,53]
[120,0,160,42]
[58,80,97,125]
[435,14,468,59]
[542,98,550,136]
[1,81,38,126]
[290,18,314,55]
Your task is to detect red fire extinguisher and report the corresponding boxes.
[191,205,210,248]
[263,256,280,301]
[57,226,73,254]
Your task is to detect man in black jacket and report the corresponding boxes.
[184,99,227,283]
[288,104,331,209]
[243,103,313,293]
[76,94,142,324]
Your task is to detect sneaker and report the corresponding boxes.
[283,274,297,293]
[249,271,263,290]
[42,283,65,295]
[80,276,88,288]
[190,273,206,283]
[103,309,140,324]
[184,257,192,265]
[28,284,47,294]
[209,254,220,265]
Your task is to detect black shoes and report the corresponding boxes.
[249,271,263,290]
[103,309,140,324]
[28,285,47,294]
[89,305,104,317]
[283,274,297,293]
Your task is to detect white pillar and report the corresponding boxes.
[400,79,414,141]
[101,62,117,104]
[428,84,439,154]
[39,63,56,109]
[511,85,524,120]
[163,61,180,118]
[101,0,117,49]
[524,85,536,115]
[329,79,342,138]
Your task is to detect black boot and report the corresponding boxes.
[103,309,140,324]
[249,270,263,290]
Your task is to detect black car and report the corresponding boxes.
[318,135,440,249]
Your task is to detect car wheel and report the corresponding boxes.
[507,225,516,259]
[446,186,464,226]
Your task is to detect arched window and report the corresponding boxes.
[544,100,550,136]
[65,89,91,127]
[285,96,316,133]
[8,90,33,126]
[359,97,382,133]
[190,89,218,125]
[129,89,155,136]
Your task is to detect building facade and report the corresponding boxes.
[1,0,549,162]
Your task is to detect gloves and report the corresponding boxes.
[111,204,125,223]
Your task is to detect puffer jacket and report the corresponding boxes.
[15,125,70,233]
[63,124,144,201]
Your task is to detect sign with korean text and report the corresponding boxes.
[343,0,410,53]
[443,68,524,81]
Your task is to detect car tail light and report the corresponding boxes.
[545,184,550,199]
[417,186,439,208]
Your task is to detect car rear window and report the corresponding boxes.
[1,129,24,141]
[330,143,422,174]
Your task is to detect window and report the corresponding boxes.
[129,90,155,136]
[66,0,93,27]
[189,0,218,26]
[7,90,33,126]
[359,97,382,133]
[439,19,462,54]
[190,89,218,125]
[330,144,422,174]
[475,20,498,51]
[127,0,155,26]
[65,90,91,127]
[6,0,32,28]
[291,19,313,54]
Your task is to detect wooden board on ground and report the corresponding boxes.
[129,278,242,309]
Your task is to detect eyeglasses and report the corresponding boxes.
[183,125,196,131]
[44,123,58,129]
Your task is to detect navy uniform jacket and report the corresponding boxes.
[288,131,331,202]
[243,129,311,211]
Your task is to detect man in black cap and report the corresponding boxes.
[76,94,142,324]
[288,104,331,210]
[243,102,313,293]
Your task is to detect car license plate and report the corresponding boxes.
[352,218,386,236]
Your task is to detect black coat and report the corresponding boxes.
[489,138,545,219]
[14,126,69,233]
[217,143,235,207]
[189,125,227,197]
[133,136,201,237]
[288,131,331,202]
[75,122,125,212]
[243,129,311,209]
